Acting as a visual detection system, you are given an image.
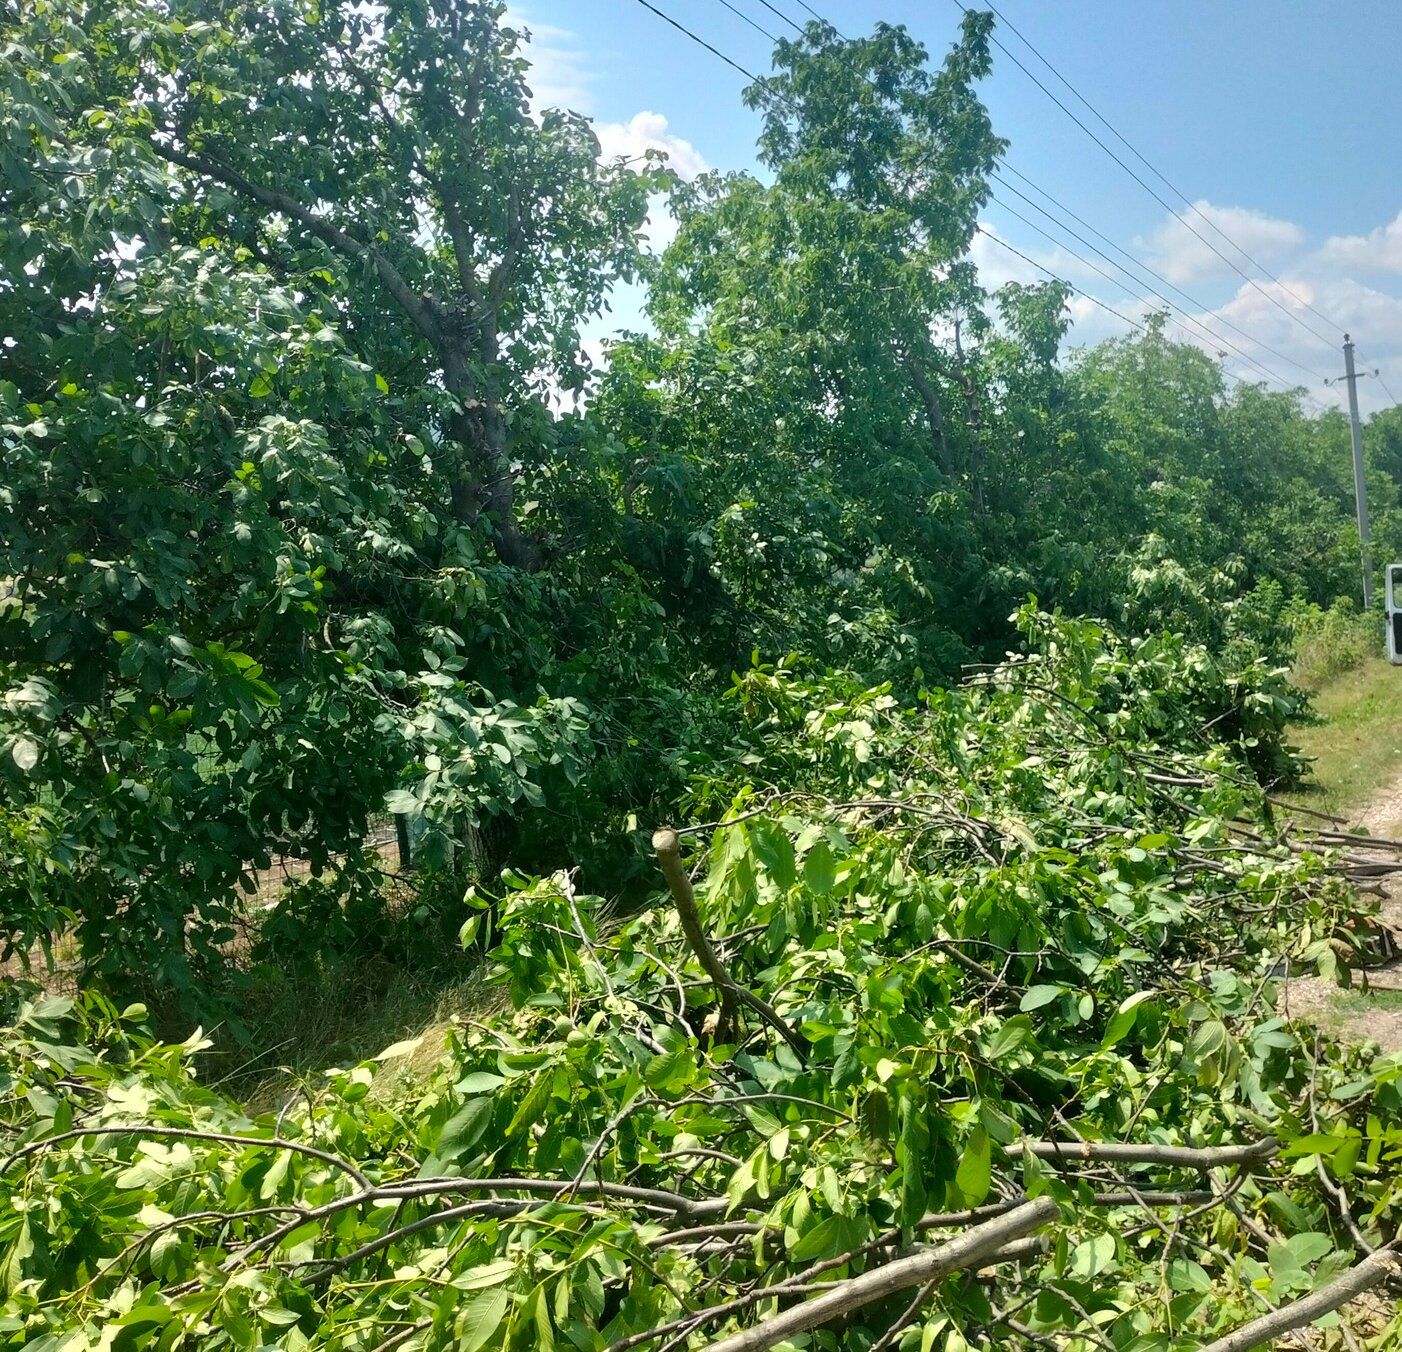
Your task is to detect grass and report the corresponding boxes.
[1287,655,1402,820]
[1332,987,1402,1017]
[228,957,486,1113]
[1282,650,1402,1052]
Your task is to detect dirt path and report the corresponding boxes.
[1279,771,1402,1051]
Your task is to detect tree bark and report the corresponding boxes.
[900,352,951,477]
[1196,1244,1399,1352]
[700,1198,1058,1352]
[155,141,542,572]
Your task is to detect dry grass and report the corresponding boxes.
[234,963,489,1115]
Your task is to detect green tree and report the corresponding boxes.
[603,15,1007,677]
[0,0,657,1005]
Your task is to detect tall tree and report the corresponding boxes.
[0,0,654,1003]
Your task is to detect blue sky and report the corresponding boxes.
[513,0,1402,414]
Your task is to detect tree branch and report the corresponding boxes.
[1020,1138,1277,1170]
[1196,1244,1400,1352]
[155,142,442,346]
[0,1123,370,1189]
[652,827,807,1059]
[699,1197,1058,1352]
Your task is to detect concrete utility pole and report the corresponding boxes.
[1342,334,1373,609]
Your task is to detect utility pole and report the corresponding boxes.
[1342,334,1373,609]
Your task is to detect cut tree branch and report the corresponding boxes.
[1196,1244,1400,1352]
[652,827,807,1059]
[0,1123,370,1189]
[698,1197,1058,1352]
[1020,1138,1277,1170]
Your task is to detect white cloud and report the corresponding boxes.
[969,220,1402,414]
[1319,211,1402,275]
[971,223,1145,348]
[596,113,708,255]
[1165,271,1402,415]
[1139,200,1303,285]
[595,111,708,181]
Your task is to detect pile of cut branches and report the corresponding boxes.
[2,612,1400,1350]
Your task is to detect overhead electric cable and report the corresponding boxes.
[974,228,1145,335]
[993,166,1330,383]
[752,0,806,35]
[734,0,1339,380]
[946,0,1342,353]
[632,0,776,92]
[987,195,1305,392]
[980,0,1349,340]
[1351,348,1399,408]
[629,0,1334,415]
[713,0,782,44]
[977,227,1331,414]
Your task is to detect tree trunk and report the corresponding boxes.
[440,342,542,571]
[901,353,951,477]
[953,319,986,513]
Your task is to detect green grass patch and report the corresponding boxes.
[1287,655,1402,819]
[1332,986,1402,1016]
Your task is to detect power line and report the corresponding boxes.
[752,0,806,35]
[975,227,1147,336]
[629,0,1333,414]
[632,0,772,90]
[977,226,1332,414]
[946,0,1342,354]
[988,192,1308,392]
[980,0,1349,341]
[1350,349,1400,409]
[712,0,782,44]
[993,166,1330,384]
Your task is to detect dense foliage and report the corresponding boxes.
[3,614,1400,1350]
[5,0,1402,1006]
[3,3,1402,1345]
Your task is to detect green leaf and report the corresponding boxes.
[788,1213,861,1263]
[982,1016,1031,1060]
[1101,991,1154,1048]
[1167,1257,1211,1293]
[437,1099,494,1156]
[955,1125,991,1205]
[375,1035,424,1061]
[506,1071,554,1139]
[1186,1019,1228,1062]
[1069,1232,1117,1279]
[803,841,837,895]
[749,818,796,887]
[453,1259,516,1291]
[457,1287,511,1352]
[644,1048,695,1095]
[1019,985,1063,1012]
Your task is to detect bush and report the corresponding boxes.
[1284,597,1377,690]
